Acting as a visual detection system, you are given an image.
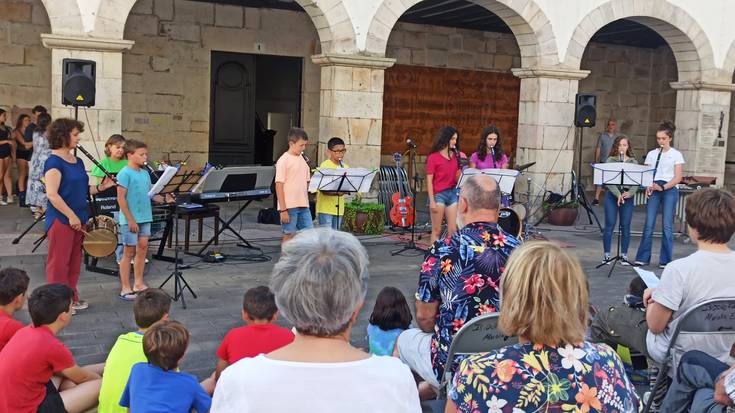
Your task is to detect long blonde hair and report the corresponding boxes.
[499,241,589,346]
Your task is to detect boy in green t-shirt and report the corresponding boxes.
[316,137,348,230]
[98,288,171,413]
[91,134,127,181]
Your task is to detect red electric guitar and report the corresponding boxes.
[389,152,415,228]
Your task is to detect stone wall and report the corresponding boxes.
[121,0,321,167]
[0,0,50,115]
[386,22,521,72]
[576,43,677,187]
[728,73,735,192]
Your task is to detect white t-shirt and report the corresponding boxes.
[647,250,735,365]
[211,354,422,413]
[644,147,684,182]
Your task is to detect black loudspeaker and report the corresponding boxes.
[574,93,596,127]
[62,59,96,107]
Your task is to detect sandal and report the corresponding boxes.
[118,292,137,301]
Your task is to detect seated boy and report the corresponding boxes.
[0,283,103,413]
[215,286,294,380]
[0,267,29,351]
[121,320,211,412]
[98,288,171,413]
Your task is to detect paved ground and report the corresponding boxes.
[0,193,721,383]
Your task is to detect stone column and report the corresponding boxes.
[511,67,590,213]
[311,54,395,172]
[669,81,734,185]
[41,34,134,169]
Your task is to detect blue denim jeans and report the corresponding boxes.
[603,191,634,255]
[660,350,729,413]
[318,213,342,230]
[635,183,678,265]
[281,207,313,234]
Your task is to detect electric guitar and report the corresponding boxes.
[389,152,415,228]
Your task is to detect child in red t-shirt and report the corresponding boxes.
[0,267,29,351]
[214,286,294,380]
[0,284,104,413]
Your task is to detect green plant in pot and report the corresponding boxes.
[543,199,579,226]
[343,195,385,235]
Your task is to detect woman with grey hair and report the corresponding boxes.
[211,228,421,412]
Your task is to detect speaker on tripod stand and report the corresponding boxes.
[62,59,96,108]
[572,93,602,231]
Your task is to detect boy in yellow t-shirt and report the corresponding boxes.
[316,137,348,230]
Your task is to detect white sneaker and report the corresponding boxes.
[6,195,14,204]
[0,199,6,206]
[621,256,631,266]
[601,255,611,265]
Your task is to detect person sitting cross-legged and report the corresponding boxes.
[591,188,735,367]
[212,228,421,412]
[394,174,519,398]
[447,241,639,413]
[661,350,735,413]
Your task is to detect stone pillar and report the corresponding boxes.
[670,81,734,185]
[41,34,134,169]
[311,54,395,172]
[511,67,590,211]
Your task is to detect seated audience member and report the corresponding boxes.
[395,174,519,396]
[98,288,171,413]
[0,267,29,351]
[121,320,212,412]
[212,228,421,412]
[448,241,639,412]
[592,188,735,365]
[214,285,294,380]
[367,286,412,356]
[661,350,735,412]
[0,283,103,413]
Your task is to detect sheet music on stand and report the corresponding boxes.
[457,168,519,194]
[148,166,178,197]
[157,167,205,203]
[592,163,655,187]
[308,167,377,194]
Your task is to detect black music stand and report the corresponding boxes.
[159,205,197,308]
[311,167,373,227]
[153,169,201,262]
[593,162,653,277]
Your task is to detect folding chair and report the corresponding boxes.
[643,298,735,413]
[437,313,516,399]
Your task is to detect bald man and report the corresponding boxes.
[394,175,520,398]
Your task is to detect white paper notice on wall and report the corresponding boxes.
[695,104,727,176]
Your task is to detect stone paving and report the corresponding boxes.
[0,194,724,383]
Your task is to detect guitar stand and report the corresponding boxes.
[159,208,197,308]
[391,148,424,257]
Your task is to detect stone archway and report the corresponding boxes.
[564,0,716,82]
[365,0,558,67]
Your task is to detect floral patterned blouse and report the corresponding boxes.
[449,341,639,413]
[417,221,519,383]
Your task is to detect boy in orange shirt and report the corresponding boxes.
[275,127,313,242]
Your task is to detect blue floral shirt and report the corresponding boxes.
[450,341,639,413]
[417,222,519,382]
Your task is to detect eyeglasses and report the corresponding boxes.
[330,148,347,153]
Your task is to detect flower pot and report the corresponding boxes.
[549,207,578,226]
[354,211,369,233]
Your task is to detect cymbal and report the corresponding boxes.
[514,162,536,172]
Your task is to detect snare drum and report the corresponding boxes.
[498,208,523,239]
[83,215,119,258]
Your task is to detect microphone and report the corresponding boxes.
[619,149,624,162]
[491,147,495,158]
[406,138,417,149]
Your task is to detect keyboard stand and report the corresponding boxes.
[195,199,259,256]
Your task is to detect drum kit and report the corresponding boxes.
[495,161,535,239]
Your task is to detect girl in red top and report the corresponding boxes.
[426,126,466,243]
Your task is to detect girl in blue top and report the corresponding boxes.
[44,118,115,312]
[367,287,412,356]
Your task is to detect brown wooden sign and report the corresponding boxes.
[382,64,520,161]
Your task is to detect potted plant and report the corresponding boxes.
[544,199,579,226]
[343,196,385,235]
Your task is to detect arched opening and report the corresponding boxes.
[120,0,325,166]
[575,19,678,189]
[376,0,552,184]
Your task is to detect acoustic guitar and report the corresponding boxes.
[389,152,415,228]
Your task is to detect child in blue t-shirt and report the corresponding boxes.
[367,287,412,356]
[116,140,172,301]
[121,320,211,412]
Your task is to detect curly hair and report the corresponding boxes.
[475,125,504,164]
[430,126,459,154]
[47,118,84,149]
[608,135,635,159]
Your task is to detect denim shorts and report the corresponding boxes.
[318,213,343,230]
[433,188,459,206]
[120,222,151,246]
[281,207,314,234]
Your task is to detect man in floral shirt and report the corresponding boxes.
[395,175,520,395]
